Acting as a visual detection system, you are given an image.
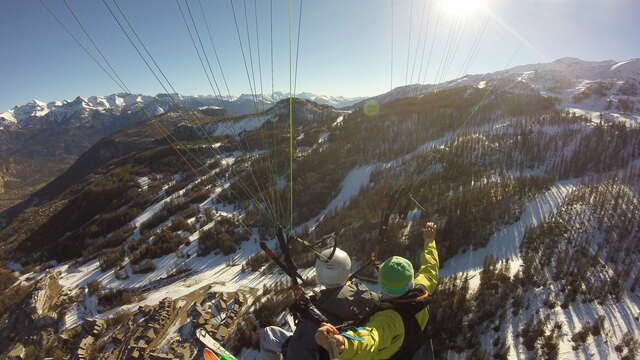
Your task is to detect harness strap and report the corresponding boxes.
[386,287,431,360]
[389,304,428,360]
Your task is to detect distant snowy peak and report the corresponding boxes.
[1,99,53,128]
[0,110,16,125]
[87,94,147,109]
[0,93,150,129]
[0,91,363,130]
[14,99,51,118]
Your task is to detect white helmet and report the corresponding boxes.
[315,247,351,288]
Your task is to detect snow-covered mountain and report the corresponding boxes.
[0,99,52,125]
[0,94,154,129]
[0,92,364,130]
[500,57,640,123]
[363,57,640,124]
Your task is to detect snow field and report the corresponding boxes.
[212,114,276,137]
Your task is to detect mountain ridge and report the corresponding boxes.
[0,91,365,130]
[357,57,640,124]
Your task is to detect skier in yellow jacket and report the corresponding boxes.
[315,222,439,360]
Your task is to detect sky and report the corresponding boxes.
[0,0,639,111]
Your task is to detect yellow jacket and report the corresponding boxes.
[338,237,439,360]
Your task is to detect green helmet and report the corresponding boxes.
[378,256,414,296]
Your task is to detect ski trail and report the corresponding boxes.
[299,165,374,232]
[297,132,457,232]
[440,180,577,277]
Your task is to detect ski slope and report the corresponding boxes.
[212,114,276,137]
[298,130,459,233]
[300,165,374,232]
[440,180,577,278]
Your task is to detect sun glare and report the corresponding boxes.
[441,0,486,16]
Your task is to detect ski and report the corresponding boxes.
[196,328,238,360]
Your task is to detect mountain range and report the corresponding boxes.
[0,92,364,130]
[0,92,364,211]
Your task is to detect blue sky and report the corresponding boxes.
[1,0,639,110]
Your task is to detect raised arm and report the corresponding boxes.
[413,222,439,294]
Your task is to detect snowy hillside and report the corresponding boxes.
[363,57,640,125]
[502,58,640,124]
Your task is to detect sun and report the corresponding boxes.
[440,0,486,16]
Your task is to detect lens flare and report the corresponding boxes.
[363,100,380,116]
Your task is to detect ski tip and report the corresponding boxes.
[203,348,221,360]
